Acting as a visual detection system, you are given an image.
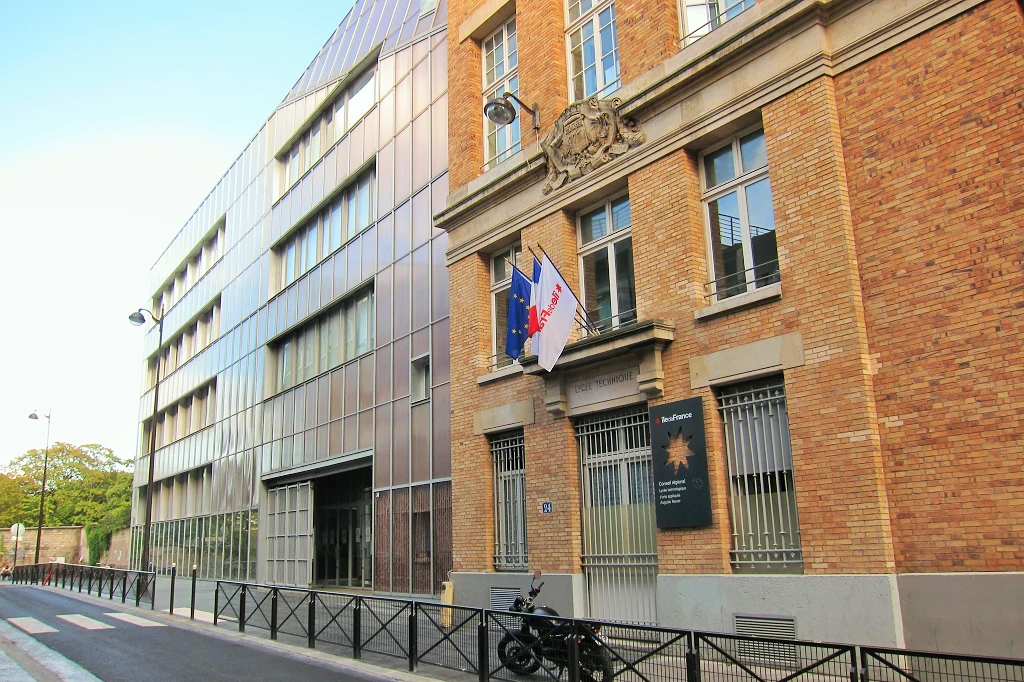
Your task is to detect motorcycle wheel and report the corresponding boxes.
[497,632,542,675]
[581,646,614,682]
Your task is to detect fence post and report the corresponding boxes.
[150,573,156,610]
[270,588,279,640]
[239,584,247,633]
[213,582,220,626]
[109,571,115,600]
[87,568,93,594]
[61,565,67,589]
[169,564,177,615]
[686,633,701,682]
[135,574,143,608]
[478,612,489,682]
[121,572,128,604]
[408,604,418,672]
[567,621,580,682]
[859,648,869,682]
[353,597,362,659]
[190,566,197,620]
[307,591,315,649]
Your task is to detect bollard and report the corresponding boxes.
[239,584,247,633]
[270,589,279,640]
[478,616,489,682]
[408,606,418,672]
[190,566,197,620]
[169,564,177,615]
[307,592,316,649]
[353,598,362,659]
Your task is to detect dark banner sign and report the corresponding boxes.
[650,397,712,529]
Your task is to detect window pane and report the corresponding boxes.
[582,247,612,328]
[708,191,746,298]
[704,144,735,188]
[493,286,510,368]
[348,72,375,127]
[610,196,630,232]
[746,177,779,287]
[740,130,767,173]
[614,237,636,326]
[580,206,607,245]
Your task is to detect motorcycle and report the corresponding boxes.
[496,570,614,682]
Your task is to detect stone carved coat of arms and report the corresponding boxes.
[541,97,645,195]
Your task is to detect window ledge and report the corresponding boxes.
[477,363,524,385]
[694,283,781,321]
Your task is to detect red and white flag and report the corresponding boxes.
[532,255,579,371]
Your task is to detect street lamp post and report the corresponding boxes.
[129,307,164,572]
[27,411,51,565]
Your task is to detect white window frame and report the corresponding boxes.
[679,0,757,45]
[489,244,523,370]
[482,16,521,168]
[699,125,778,302]
[577,193,636,332]
[565,0,620,102]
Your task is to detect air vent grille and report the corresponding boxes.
[734,615,798,669]
[490,586,523,628]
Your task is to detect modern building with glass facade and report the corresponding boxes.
[131,0,454,596]
[438,0,1024,658]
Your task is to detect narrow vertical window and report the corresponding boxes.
[717,378,802,573]
[482,17,521,168]
[700,127,779,301]
[491,430,528,570]
[567,0,620,101]
[578,194,636,331]
[489,244,522,370]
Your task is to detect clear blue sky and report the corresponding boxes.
[0,0,354,468]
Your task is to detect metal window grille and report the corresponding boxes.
[717,379,803,571]
[490,430,528,570]
[575,406,657,624]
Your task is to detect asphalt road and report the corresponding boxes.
[0,584,392,682]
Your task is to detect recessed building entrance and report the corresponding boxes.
[314,469,372,588]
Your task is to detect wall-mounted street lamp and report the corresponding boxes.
[27,411,51,565]
[484,92,540,131]
[129,307,164,571]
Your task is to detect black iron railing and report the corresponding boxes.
[12,562,156,610]
[210,580,1024,682]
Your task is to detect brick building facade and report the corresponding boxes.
[436,0,1024,656]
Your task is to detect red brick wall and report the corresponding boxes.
[618,0,680,84]
[835,0,1024,572]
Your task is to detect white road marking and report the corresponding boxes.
[0,618,103,681]
[56,614,115,630]
[104,612,165,627]
[7,617,58,634]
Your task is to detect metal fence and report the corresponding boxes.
[12,562,156,610]
[210,580,1024,682]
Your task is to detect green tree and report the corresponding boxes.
[4,443,133,564]
[0,473,30,530]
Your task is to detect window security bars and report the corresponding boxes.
[575,406,658,624]
[13,563,155,610]
[210,578,1024,682]
[491,430,528,570]
[717,380,803,572]
[681,0,756,46]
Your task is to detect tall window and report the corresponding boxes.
[701,127,779,301]
[717,377,802,573]
[282,69,376,190]
[276,288,375,391]
[490,244,523,370]
[483,17,520,168]
[567,0,620,101]
[680,0,756,44]
[278,170,375,291]
[578,195,636,331]
[491,430,528,570]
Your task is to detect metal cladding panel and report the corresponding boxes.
[281,0,441,107]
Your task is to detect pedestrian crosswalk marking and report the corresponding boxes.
[104,612,165,627]
[7,617,58,634]
[56,614,115,630]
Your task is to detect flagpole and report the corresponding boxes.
[535,243,602,333]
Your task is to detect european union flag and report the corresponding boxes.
[505,265,533,361]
